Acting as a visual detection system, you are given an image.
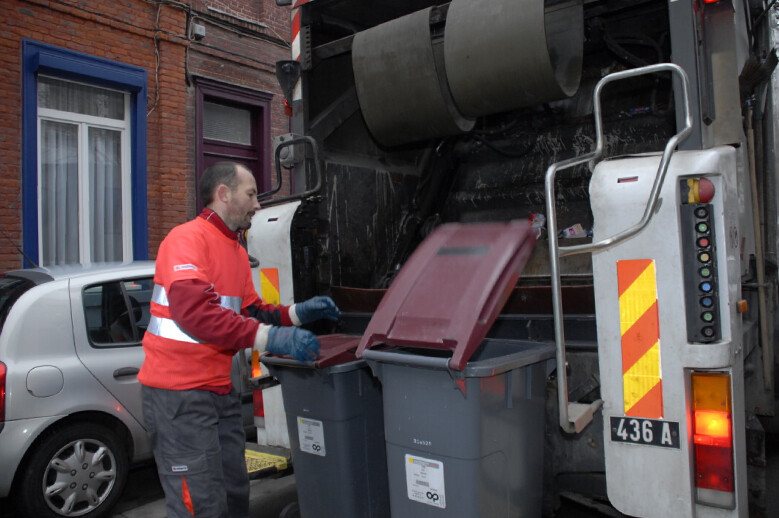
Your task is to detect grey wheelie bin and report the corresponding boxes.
[261,334,390,518]
[357,221,554,518]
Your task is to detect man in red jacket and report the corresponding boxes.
[139,161,339,518]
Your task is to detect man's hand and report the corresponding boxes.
[265,326,320,363]
[294,296,341,324]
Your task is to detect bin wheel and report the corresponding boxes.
[279,502,300,518]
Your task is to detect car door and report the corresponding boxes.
[71,272,153,426]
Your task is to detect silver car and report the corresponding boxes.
[0,262,155,518]
[0,262,255,518]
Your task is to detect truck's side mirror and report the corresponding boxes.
[276,61,302,102]
[258,135,323,204]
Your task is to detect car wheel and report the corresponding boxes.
[14,422,129,518]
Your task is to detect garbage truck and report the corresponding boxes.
[246,0,779,516]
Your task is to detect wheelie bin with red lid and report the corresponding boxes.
[357,220,553,518]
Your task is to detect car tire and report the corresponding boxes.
[14,421,129,518]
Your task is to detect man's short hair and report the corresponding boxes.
[200,162,241,206]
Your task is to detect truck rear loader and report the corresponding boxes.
[247,0,779,516]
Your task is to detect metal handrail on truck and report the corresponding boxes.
[544,63,693,433]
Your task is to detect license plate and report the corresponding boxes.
[610,416,681,449]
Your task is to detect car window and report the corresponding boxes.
[84,278,153,346]
[0,275,36,332]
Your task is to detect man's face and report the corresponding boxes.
[225,166,261,230]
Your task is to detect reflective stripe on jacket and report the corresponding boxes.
[147,284,243,343]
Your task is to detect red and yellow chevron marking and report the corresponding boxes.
[254,268,281,419]
[260,268,280,305]
[617,259,663,418]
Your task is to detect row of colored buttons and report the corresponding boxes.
[695,206,716,338]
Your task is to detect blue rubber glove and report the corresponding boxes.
[266,326,320,363]
[294,296,341,325]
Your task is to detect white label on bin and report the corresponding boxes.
[297,417,326,457]
[405,454,445,508]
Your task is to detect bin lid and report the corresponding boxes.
[313,334,363,368]
[263,334,362,369]
[355,221,536,370]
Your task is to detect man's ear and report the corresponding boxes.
[216,184,231,204]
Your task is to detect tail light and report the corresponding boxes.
[0,361,6,421]
[251,351,265,418]
[692,371,735,508]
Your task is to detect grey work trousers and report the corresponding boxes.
[142,385,250,518]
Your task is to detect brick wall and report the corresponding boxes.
[0,0,293,269]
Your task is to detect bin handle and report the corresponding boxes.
[362,349,453,371]
[260,355,316,369]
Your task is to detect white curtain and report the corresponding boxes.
[40,120,79,266]
[39,76,124,120]
[89,128,122,262]
[38,76,126,266]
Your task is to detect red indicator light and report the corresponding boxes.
[684,178,716,203]
[697,237,710,248]
[698,178,715,203]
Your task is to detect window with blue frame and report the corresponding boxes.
[22,40,148,266]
